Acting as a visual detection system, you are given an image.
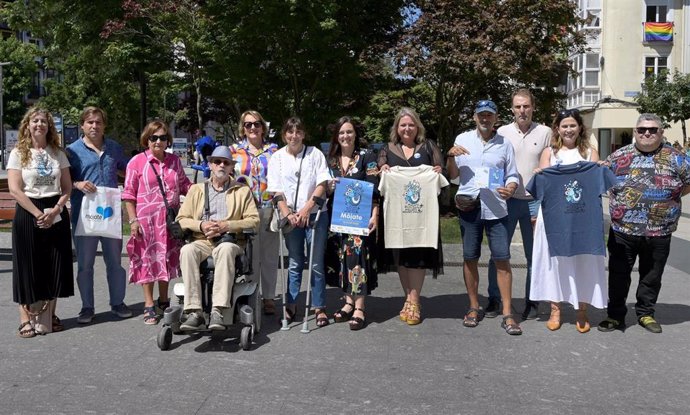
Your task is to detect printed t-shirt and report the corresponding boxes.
[378,165,449,249]
[7,147,70,198]
[526,161,616,257]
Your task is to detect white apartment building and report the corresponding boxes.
[567,0,690,158]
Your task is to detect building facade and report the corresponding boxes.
[567,0,690,158]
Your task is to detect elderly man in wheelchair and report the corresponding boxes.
[175,146,259,332]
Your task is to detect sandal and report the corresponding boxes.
[156,298,171,315]
[315,309,330,328]
[52,315,65,332]
[349,308,366,331]
[283,306,296,324]
[18,321,36,338]
[463,307,482,328]
[143,306,159,325]
[333,301,355,323]
[406,303,422,326]
[399,300,411,322]
[501,315,523,335]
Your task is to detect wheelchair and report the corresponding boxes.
[156,230,261,351]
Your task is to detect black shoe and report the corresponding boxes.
[597,317,624,332]
[484,299,501,319]
[638,316,662,333]
[521,301,539,320]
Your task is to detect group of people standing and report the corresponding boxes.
[9,92,690,339]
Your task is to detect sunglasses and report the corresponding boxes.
[635,127,659,135]
[243,121,263,129]
[148,134,169,142]
[211,159,233,166]
[558,108,580,118]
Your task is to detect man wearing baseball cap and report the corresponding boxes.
[446,100,522,335]
[176,145,259,331]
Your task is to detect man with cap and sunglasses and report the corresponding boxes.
[446,100,522,335]
[599,113,690,334]
[176,146,259,331]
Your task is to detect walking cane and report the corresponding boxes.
[273,199,290,331]
[301,196,328,334]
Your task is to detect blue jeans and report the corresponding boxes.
[73,235,127,310]
[283,213,328,308]
[487,198,538,302]
[458,208,511,260]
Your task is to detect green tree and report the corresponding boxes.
[635,69,690,145]
[0,37,38,127]
[394,0,586,150]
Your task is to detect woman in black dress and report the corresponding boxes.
[378,107,443,325]
[326,117,379,330]
[7,107,74,337]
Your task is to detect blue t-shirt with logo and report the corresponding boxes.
[526,161,616,257]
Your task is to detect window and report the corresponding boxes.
[646,5,667,22]
[579,0,601,28]
[645,56,668,78]
[566,52,601,107]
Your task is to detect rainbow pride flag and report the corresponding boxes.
[644,22,673,42]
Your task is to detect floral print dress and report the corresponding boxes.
[325,149,379,295]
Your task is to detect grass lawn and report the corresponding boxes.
[440,216,461,244]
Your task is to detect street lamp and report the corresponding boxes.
[0,61,11,170]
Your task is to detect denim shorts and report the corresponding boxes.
[458,208,511,261]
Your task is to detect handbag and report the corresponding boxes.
[23,300,52,334]
[75,186,123,239]
[268,146,307,234]
[150,160,188,240]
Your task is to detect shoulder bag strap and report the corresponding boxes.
[292,145,307,209]
[149,159,172,212]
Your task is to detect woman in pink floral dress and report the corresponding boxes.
[123,121,192,324]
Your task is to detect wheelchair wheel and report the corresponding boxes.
[157,326,173,351]
[240,326,252,351]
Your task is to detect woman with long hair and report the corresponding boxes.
[8,107,73,337]
[378,107,444,326]
[326,116,379,330]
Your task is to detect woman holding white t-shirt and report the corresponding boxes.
[266,117,331,326]
[8,107,74,338]
[378,107,444,326]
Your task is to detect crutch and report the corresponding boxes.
[273,198,291,331]
[301,196,328,333]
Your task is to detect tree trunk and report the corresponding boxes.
[682,119,687,147]
[139,70,147,137]
[195,75,203,131]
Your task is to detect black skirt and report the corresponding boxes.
[12,195,74,304]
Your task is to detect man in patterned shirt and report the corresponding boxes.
[599,113,690,334]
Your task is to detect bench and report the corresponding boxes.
[0,178,15,221]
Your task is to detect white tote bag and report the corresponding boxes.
[74,186,123,239]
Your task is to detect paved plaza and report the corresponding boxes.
[1,170,689,413]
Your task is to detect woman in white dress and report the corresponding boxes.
[531,109,601,333]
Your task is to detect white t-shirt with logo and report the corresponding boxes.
[7,147,70,198]
[378,165,449,249]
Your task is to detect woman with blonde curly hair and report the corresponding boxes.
[8,107,74,338]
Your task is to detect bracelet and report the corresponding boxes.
[128,218,138,224]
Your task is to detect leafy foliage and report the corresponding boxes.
[635,69,690,144]
[0,37,38,127]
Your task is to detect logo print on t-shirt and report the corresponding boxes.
[563,180,584,213]
[403,180,423,213]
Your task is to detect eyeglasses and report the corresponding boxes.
[148,134,169,142]
[635,127,659,135]
[558,109,580,118]
[243,121,263,129]
[211,159,233,166]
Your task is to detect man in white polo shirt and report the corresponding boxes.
[485,89,551,320]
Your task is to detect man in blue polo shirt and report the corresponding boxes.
[67,106,131,324]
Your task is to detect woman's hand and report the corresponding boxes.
[36,206,60,228]
[379,164,390,173]
[130,220,141,237]
[295,206,311,227]
[532,167,543,174]
[432,165,443,174]
[367,215,378,233]
[328,178,340,194]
